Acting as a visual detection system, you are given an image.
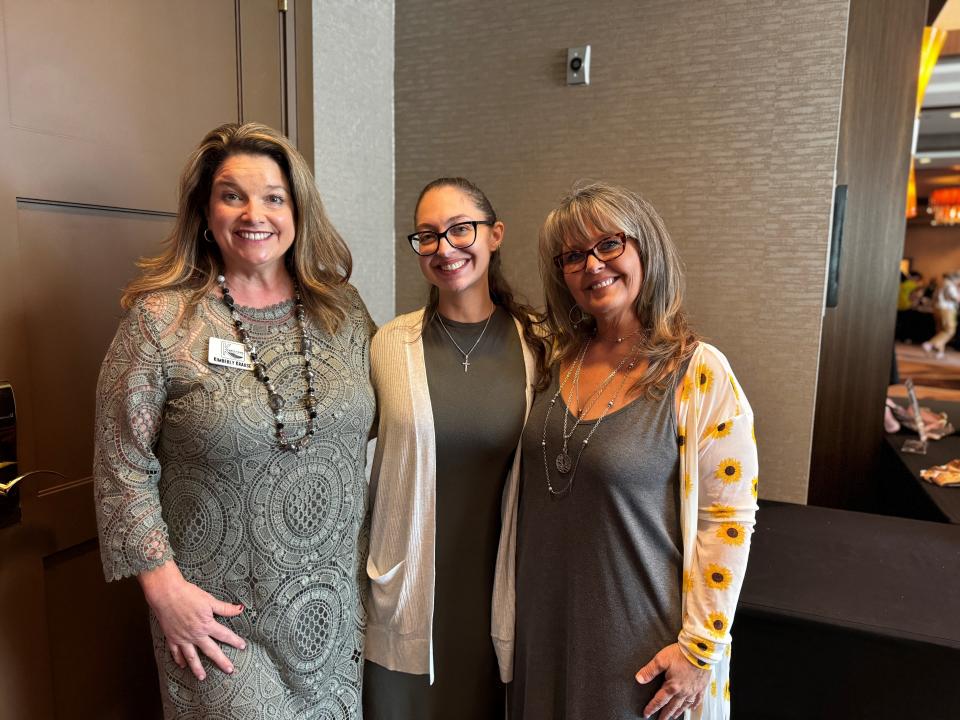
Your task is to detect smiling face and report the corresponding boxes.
[207,153,296,277]
[562,224,644,325]
[415,185,502,301]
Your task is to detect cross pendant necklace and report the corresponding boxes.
[436,310,494,373]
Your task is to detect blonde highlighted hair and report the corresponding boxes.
[538,181,698,398]
[122,122,353,333]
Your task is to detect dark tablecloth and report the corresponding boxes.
[740,501,960,647]
[732,501,960,718]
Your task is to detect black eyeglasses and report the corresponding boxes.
[553,232,632,273]
[407,220,494,256]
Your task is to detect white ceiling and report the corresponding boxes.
[917,58,960,181]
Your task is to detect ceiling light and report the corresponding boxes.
[951,111,960,119]
[928,187,960,225]
[919,157,933,164]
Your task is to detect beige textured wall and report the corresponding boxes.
[395,0,849,503]
[313,0,395,326]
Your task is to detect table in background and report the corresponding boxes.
[732,501,960,719]
[882,397,960,523]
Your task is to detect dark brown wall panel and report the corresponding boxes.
[808,0,927,509]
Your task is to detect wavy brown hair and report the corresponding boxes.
[122,122,353,333]
[539,181,698,398]
[416,177,550,389]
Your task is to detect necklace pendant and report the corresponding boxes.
[556,451,572,474]
[437,311,493,375]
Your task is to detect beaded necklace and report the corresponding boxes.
[217,274,317,451]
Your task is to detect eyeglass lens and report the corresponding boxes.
[411,222,477,255]
[559,236,626,272]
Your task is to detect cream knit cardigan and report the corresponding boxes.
[364,308,536,683]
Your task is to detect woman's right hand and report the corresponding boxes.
[138,561,246,681]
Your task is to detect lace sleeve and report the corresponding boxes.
[94,299,172,581]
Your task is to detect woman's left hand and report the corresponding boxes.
[635,643,710,719]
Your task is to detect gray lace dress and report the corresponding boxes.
[94,287,375,720]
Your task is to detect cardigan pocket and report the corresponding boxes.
[366,556,408,629]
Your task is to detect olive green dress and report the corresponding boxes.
[94,287,375,719]
[363,307,526,719]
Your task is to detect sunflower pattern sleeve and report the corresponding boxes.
[677,344,758,670]
[93,297,172,581]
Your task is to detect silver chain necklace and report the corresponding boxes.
[541,339,642,495]
[566,340,628,419]
[436,310,495,372]
[598,327,644,344]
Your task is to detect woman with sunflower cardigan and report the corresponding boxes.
[503,183,758,720]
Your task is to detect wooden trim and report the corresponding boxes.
[279,2,289,136]
[235,0,244,122]
[16,197,176,218]
[293,0,314,171]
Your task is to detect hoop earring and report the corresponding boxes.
[203,228,214,243]
[568,303,587,327]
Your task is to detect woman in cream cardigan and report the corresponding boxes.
[363,178,548,719]
[507,182,758,720]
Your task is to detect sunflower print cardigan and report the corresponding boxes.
[492,342,757,717]
[675,342,759,719]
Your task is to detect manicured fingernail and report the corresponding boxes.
[239,642,246,650]
[226,665,234,674]
[198,674,206,681]
[238,604,245,611]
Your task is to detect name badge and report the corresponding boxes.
[208,337,253,370]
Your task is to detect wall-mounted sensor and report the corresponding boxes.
[567,45,590,85]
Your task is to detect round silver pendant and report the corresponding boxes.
[555,452,572,474]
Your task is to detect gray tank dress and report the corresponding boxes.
[94,287,375,719]
[363,306,526,720]
[510,370,683,720]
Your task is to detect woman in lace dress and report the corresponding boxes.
[94,122,374,719]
